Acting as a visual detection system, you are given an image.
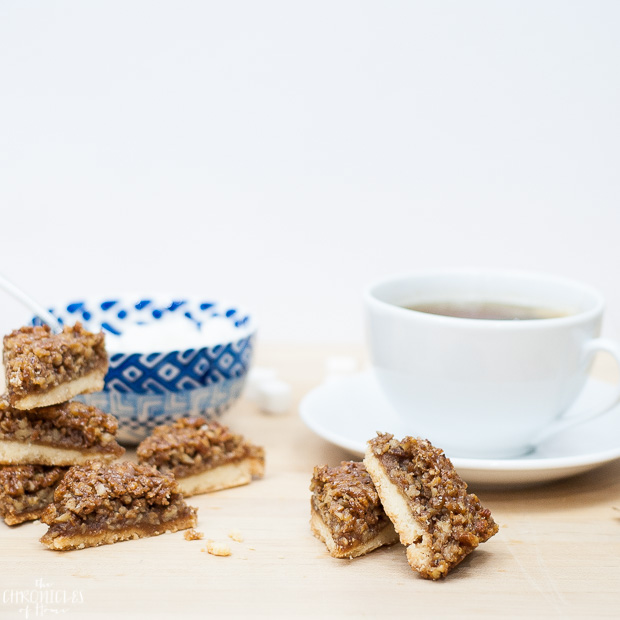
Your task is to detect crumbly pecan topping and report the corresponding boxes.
[137,418,265,478]
[49,460,179,512]
[3,322,108,403]
[0,465,68,524]
[310,461,392,549]
[0,465,68,497]
[0,396,123,454]
[368,433,498,577]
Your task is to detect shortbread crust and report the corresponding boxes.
[14,372,106,411]
[0,440,121,467]
[175,460,262,496]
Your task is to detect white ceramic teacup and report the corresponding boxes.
[364,269,620,459]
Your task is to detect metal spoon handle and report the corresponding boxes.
[0,274,63,333]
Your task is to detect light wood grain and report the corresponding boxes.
[1,344,619,619]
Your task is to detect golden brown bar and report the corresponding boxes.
[364,433,498,579]
[40,460,197,550]
[3,322,108,409]
[137,418,264,496]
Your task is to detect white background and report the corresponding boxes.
[1,1,619,344]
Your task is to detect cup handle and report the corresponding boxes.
[530,338,620,446]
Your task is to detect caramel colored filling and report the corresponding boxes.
[310,461,393,550]
[0,398,123,455]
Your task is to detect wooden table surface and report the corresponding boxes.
[1,343,619,619]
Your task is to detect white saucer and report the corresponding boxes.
[299,371,620,486]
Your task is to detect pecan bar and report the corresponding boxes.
[0,396,124,466]
[3,323,108,410]
[310,461,399,559]
[364,433,499,580]
[0,465,68,525]
[136,418,264,497]
[40,460,197,550]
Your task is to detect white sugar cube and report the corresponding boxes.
[244,367,278,401]
[256,378,292,415]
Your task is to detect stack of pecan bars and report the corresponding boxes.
[0,323,125,527]
[0,322,264,551]
[0,323,199,548]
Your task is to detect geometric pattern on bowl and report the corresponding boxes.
[105,337,253,394]
[77,375,247,444]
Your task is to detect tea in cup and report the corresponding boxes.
[364,269,620,458]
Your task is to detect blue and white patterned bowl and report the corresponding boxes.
[33,297,257,444]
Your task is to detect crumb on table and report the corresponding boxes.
[228,529,244,542]
[205,540,232,556]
